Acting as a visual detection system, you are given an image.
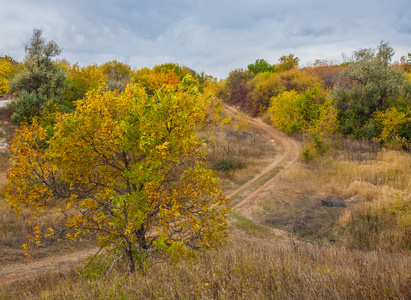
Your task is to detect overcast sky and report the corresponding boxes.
[1,0,410,78]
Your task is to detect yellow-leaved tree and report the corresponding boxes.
[0,56,20,94]
[3,75,229,274]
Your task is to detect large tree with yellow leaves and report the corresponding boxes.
[3,76,229,274]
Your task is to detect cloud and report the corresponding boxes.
[0,0,410,78]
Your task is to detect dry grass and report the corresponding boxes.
[1,231,410,299]
[198,120,277,191]
[256,138,411,249]
[0,108,410,298]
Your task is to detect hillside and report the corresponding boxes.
[0,102,410,299]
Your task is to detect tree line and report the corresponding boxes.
[219,43,411,157]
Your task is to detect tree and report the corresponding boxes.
[374,105,411,149]
[247,59,276,75]
[277,54,299,71]
[269,90,305,134]
[132,66,181,95]
[101,60,132,91]
[268,87,329,135]
[9,28,66,124]
[280,68,323,92]
[248,72,285,115]
[63,63,106,103]
[305,60,343,89]
[0,56,20,95]
[302,102,339,160]
[222,69,254,110]
[332,41,409,138]
[3,76,229,274]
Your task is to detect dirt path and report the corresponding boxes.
[225,106,301,231]
[0,248,96,286]
[0,105,301,285]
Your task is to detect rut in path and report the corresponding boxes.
[0,105,301,285]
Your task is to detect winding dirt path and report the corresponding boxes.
[225,106,301,228]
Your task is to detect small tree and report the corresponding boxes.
[101,60,132,91]
[248,72,285,115]
[277,54,300,71]
[222,69,254,110]
[0,55,20,95]
[63,63,106,103]
[302,102,339,160]
[3,76,229,274]
[247,59,276,75]
[9,28,66,124]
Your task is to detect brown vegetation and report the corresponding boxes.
[1,231,410,299]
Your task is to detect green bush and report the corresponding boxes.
[214,157,242,171]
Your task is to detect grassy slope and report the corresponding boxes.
[0,106,410,299]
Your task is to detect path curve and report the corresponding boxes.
[225,106,301,225]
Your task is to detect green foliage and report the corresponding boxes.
[277,54,300,71]
[302,103,339,160]
[10,91,45,124]
[9,28,66,124]
[247,59,276,75]
[214,157,242,171]
[332,41,409,139]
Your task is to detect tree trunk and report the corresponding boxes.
[127,245,135,274]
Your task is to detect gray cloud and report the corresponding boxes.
[1,0,410,78]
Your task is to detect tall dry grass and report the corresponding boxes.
[258,138,411,250]
[1,231,410,299]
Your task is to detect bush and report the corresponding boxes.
[214,157,242,171]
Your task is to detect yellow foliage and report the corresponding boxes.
[374,106,411,149]
[279,68,323,92]
[269,90,305,134]
[3,75,229,273]
[64,63,106,102]
[302,103,339,159]
[0,58,20,94]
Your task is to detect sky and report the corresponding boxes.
[1,0,410,79]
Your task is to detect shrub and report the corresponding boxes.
[214,157,242,171]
